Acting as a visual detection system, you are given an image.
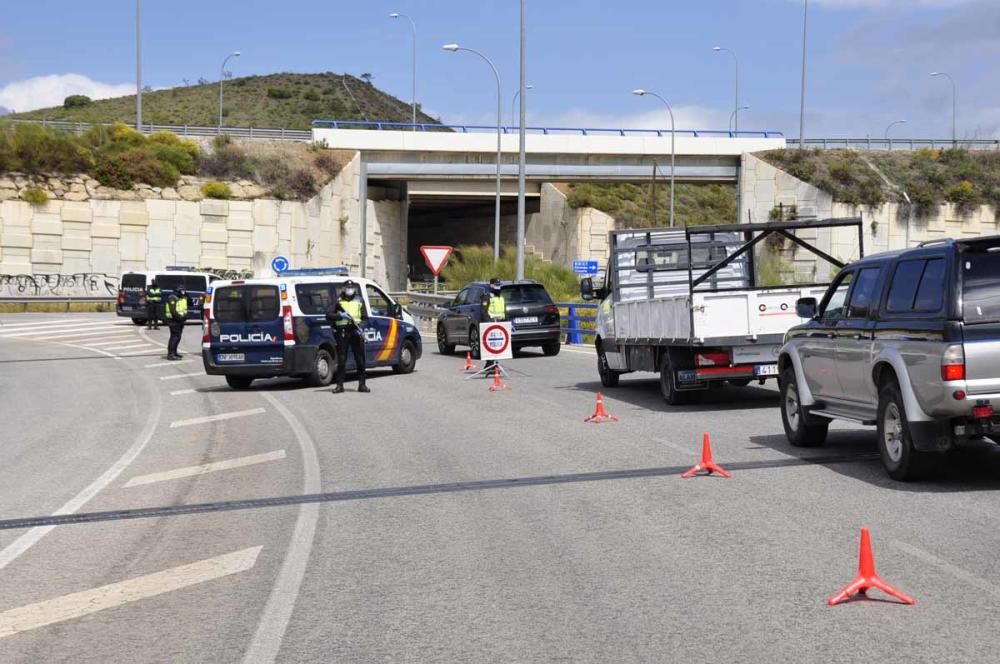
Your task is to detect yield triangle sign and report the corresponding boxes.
[420,245,454,276]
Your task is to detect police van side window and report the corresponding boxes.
[366,285,391,317]
[295,283,335,315]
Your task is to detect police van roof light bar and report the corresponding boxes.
[278,267,350,277]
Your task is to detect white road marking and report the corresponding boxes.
[0,352,162,571]
[36,330,134,341]
[124,450,287,487]
[170,408,266,429]
[159,371,205,381]
[118,349,161,357]
[0,318,86,329]
[892,539,1000,598]
[0,547,262,640]
[86,339,144,348]
[169,388,197,395]
[243,393,321,664]
[98,342,152,351]
[146,359,192,368]
[0,323,117,338]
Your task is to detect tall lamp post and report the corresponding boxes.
[511,84,533,128]
[712,46,739,134]
[443,43,503,261]
[730,105,749,133]
[884,120,906,150]
[633,89,676,228]
[389,12,417,128]
[515,0,527,280]
[929,71,957,146]
[798,0,808,149]
[136,0,142,131]
[219,51,240,130]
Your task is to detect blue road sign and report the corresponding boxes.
[271,256,290,273]
[573,260,599,275]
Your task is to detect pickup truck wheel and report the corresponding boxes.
[659,354,699,406]
[877,380,939,481]
[436,324,455,355]
[780,367,828,447]
[598,346,620,388]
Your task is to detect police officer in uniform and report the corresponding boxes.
[145,279,162,330]
[165,287,188,360]
[327,280,369,394]
[481,277,506,369]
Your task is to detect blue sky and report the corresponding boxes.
[1,0,997,138]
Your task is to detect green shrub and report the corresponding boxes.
[946,179,979,213]
[22,186,48,205]
[303,89,321,102]
[0,123,95,173]
[199,144,254,179]
[148,142,197,174]
[314,151,341,176]
[201,181,232,199]
[94,154,135,189]
[267,87,294,100]
[440,245,582,301]
[63,94,92,109]
[148,131,200,159]
[109,122,146,146]
[212,134,233,150]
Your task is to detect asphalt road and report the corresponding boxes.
[4,312,1000,662]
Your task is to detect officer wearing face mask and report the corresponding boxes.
[481,277,506,369]
[326,279,369,393]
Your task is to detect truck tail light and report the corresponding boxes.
[695,350,730,367]
[941,344,965,381]
[973,404,994,419]
[283,305,295,343]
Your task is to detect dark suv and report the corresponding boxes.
[779,236,1000,481]
[436,280,562,357]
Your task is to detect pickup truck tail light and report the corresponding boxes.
[695,350,730,367]
[941,344,965,381]
[973,404,994,419]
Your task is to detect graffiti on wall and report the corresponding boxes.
[201,268,255,280]
[0,273,119,298]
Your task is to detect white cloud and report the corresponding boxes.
[0,74,133,113]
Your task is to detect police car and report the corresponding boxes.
[202,270,422,389]
[117,268,220,325]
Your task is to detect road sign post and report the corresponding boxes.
[420,246,454,295]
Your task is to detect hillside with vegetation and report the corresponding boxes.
[9,72,438,129]
[565,182,738,227]
[760,148,1000,217]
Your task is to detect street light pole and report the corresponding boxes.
[511,85,533,128]
[712,46,738,134]
[729,106,749,133]
[930,72,957,146]
[219,51,240,131]
[389,12,417,129]
[633,89,675,228]
[515,0,527,280]
[798,0,808,149]
[884,120,906,150]
[136,0,142,131]
[443,44,503,261]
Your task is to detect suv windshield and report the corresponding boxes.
[213,285,280,322]
[962,248,1000,323]
[501,284,553,305]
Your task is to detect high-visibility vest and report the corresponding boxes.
[170,296,188,319]
[337,299,363,326]
[487,294,506,320]
[147,286,162,302]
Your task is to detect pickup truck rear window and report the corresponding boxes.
[213,285,280,322]
[962,250,1000,323]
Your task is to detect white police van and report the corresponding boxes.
[117,268,221,324]
[202,270,422,389]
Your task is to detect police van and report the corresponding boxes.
[202,271,422,389]
[117,268,221,325]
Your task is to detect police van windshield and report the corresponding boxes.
[157,274,208,293]
[213,285,280,323]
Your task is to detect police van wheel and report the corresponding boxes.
[225,376,254,390]
[131,318,146,326]
[308,349,335,387]
[393,340,417,375]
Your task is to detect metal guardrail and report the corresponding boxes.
[787,138,1000,151]
[559,303,597,345]
[6,119,312,142]
[313,120,785,139]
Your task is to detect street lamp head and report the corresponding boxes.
[389,12,400,18]
[233,51,241,57]
[526,84,534,90]
[442,43,460,52]
[929,71,940,76]
[632,88,647,96]
[712,46,722,52]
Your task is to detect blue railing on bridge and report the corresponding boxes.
[557,302,598,345]
[312,120,784,139]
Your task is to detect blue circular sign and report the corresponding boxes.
[271,256,289,273]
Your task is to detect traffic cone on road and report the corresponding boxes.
[584,392,618,423]
[681,433,732,478]
[461,352,479,372]
[488,365,511,392]
[827,528,915,606]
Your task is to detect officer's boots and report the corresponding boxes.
[332,384,345,394]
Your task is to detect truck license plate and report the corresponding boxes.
[754,364,779,377]
[515,316,538,325]
[217,353,245,362]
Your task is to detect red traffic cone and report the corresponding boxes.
[488,365,511,392]
[681,433,732,478]
[827,528,915,606]
[461,352,479,372]
[584,392,618,423]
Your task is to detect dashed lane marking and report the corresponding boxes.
[169,408,266,429]
[36,330,135,342]
[85,339,145,348]
[0,547,262,640]
[124,450,287,487]
[0,318,87,329]
[0,323,117,338]
[169,388,197,396]
[98,343,153,352]
[146,360,192,369]
[159,372,205,381]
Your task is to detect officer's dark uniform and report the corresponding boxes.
[145,280,162,330]
[326,281,369,393]
[166,289,188,360]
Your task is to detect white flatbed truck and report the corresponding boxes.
[580,218,864,405]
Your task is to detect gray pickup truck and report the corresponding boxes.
[778,236,1000,480]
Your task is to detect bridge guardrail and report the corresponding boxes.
[788,138,1000,151]
[313,120,784,139]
